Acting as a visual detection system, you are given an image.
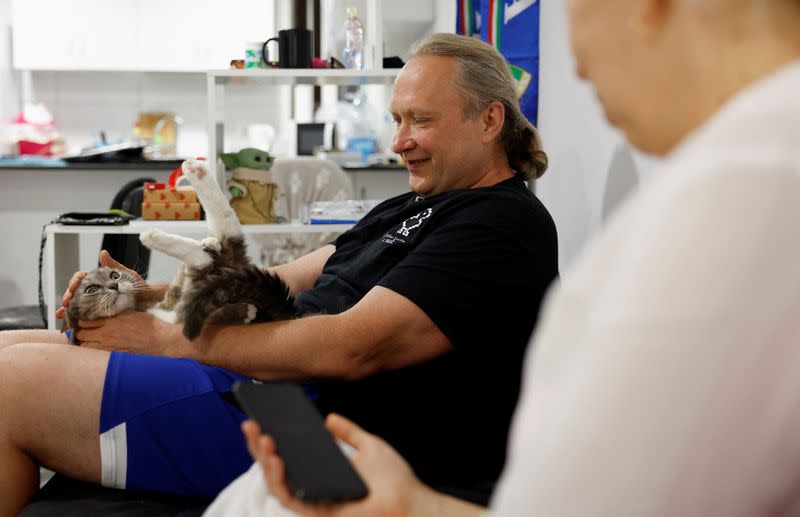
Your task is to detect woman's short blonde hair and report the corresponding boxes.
[409,33,548,180]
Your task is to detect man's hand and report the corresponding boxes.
[243,413,437,517]
[55,250,147,320]
[77,311,185,356]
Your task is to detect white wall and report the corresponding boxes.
[0,0,16,155]
[536,1,662,271]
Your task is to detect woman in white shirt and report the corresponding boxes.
[236,0,800,515]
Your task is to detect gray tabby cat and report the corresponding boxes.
[66,267,155,344]
[66,158,296,345]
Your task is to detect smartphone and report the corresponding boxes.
[233,381,368,503]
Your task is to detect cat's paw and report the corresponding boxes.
[200,237,221,253]
[140,229,210,266]
[139,228,165,248]
[181,158,218,202]
[148,307,178,324]
[140,228,184,253]
[181,159,208,185]
[243,303,257,324]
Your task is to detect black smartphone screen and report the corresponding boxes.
[233,381,368,503]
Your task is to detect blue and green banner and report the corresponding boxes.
[456,0,540,125]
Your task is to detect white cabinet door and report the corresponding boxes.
[136,0,212,71]
[12,0,274,71]
[12,0,138,70]
[12,0,59,69]
[208,0,274,70]
[79,0,138,70]
[12,0,83,69]
[137,0,274,71]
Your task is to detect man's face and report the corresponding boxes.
[390,55,487,197]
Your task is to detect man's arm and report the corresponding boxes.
[76,244,351,368]
[173,285,453,381]
[267,244,336,296]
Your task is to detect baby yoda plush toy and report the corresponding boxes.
[219,147,275,172]
[220,147,279,224]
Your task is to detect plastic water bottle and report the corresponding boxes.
[342,7,364,70]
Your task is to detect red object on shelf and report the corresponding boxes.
[12,103,59,155]
[168,157,206,187]
[18,140,53,156]
[144,182,168,191]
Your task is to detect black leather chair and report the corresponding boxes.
[20,475,209,517]
[0,177,156,332]
[0,305,47,330]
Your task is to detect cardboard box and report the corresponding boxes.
[141,201,201,221]
[143,182,197,203]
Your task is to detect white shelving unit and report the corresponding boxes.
[205,68,400,186]
[207,68,399,85]
[43,221,354,330]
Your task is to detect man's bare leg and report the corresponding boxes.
[0,343,108,516]
[0,329,68,351]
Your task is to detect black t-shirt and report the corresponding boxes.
[294,176,558,504]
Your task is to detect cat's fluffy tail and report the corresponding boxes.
[179,266,296,341]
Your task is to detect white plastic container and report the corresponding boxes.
[338,90,379,162]
[315,88,379,162]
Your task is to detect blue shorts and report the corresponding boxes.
[99,351,254,498]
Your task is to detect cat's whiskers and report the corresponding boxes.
[128,275,149,289]
[132,258,148,278]
[99,292,118,317]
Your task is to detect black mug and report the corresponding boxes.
[263,29,313,68]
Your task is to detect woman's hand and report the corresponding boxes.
[243,413,438,517]
[55,250,148,320]
[77,310,185,356]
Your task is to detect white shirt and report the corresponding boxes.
[490,60,800,516]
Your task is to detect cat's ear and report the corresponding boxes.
[99,250,125,270]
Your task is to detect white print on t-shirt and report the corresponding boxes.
[397,208,433,237]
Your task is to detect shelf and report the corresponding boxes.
[208,68,400,86]
[46,221,355,236]
[43,220,354,331]
[0,160,184,171]
[206,66,401,186]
